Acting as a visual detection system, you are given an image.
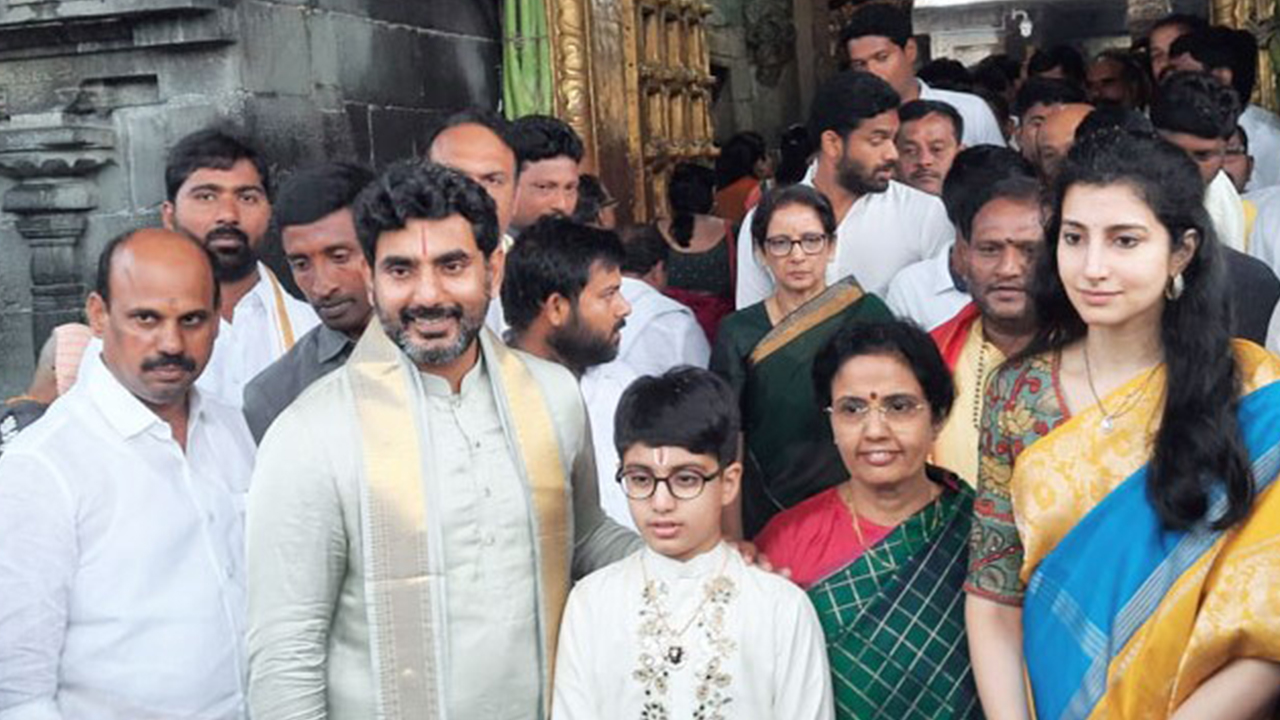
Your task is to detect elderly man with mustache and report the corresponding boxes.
[929,146,1045,485]
[0,228,257,718]
[160,127,319,408]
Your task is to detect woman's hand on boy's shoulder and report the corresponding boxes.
[728,540,792,580]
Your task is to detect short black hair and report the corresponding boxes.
[812,319,955,423]
[1151,70,1239,140]
[972,54,1020,96]
[898,99,964,143]
[840,3,913,48]
[1091,49,1154,110]
[618,224,669,276]
[500,217,626,336]
[352,160,500,262]
[508,114,585,169]
[165,127,271,202]
[614,367,740,466]
[941,145,1041,242]
[425,108,512,153]
[750,184,837,251]
[917,59,972,91]
[1074,105,1155,142]
[275,162,375,231]
[1014,77,1088,120]
[809,70,901,141]
[95,229,221,309]
[1170,26,1257,103]
[572,173,617,225]
[1150,12,1208,38]
[716,132,768,189]
[1027,45,1087,88]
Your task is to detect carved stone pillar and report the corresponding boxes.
[0,119,115,348]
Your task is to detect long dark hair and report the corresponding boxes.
[667,163,716,248]
[1023,129,1252,531]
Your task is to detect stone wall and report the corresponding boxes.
[0,0,502,395]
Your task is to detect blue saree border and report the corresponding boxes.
[1023,380,1280,720]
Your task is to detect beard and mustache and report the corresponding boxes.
[547,313,625,373]
[835,154,895,196]
[379,300,487,368]
[201,225,258,282]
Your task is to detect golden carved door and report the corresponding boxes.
[545,0,717,222]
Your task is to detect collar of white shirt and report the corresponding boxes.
[643,541,732,581]
[83,351,207,441]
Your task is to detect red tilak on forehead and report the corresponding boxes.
[416,222,430,258]
[869,391,879,401]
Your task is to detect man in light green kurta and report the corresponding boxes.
[246,161,639,720]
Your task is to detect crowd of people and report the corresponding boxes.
[2,3,1280,719]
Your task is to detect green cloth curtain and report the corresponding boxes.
[503,0,554,119]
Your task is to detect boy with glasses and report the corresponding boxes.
[552,367,834,720]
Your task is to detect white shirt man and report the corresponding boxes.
[1240,104,1280,192]
[884,245,972,330]
[204,263,318,407]
[918,79,1006,147]
[582,361,643,530]
[736,165,954,307]
[611,277,709,376]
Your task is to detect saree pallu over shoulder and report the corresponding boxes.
[809,480,983,720]
[346,323,571,720]
[1020,341,1280,720]
[748,276,867,365]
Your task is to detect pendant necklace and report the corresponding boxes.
[1082,345,1159,434]
[640,547,731,667]
[840,482,941,572]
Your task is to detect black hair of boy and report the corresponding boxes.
[614,366,741,467]
[839,2,912,48]
[508,115,585,169]
[940,146,1040,242]
[1014,78,1088,120]
[618,224,670,276]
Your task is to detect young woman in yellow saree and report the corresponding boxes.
[965,130,1280,720]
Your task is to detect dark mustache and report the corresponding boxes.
[206,226,250,245]
[401,305,463,324]
[141,353,197,372]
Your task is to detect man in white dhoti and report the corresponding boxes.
[552,368,833,720]
[245,161,638,720]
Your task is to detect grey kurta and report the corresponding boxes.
[246,331,639,719]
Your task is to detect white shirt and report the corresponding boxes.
[1248,185,1280,274]
[0,354,255,720]
[582,362,642,530]
[1206,170,1247,253]
[612,277,710,376]
[1240,104,1280,192]
[204,264,319,408]
[884,245,972,331]
[553,543,833,720]
[736,168,954,307]
[918,79,1007,147]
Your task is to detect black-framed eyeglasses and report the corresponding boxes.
[763,233,830,257]
[615,466,723,500]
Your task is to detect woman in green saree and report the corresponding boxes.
[710,184,891,538]
[756,319,980,719]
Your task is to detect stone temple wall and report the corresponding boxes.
[0,0,502,396]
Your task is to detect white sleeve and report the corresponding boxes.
[675,313,712,369]
[883,268,913,319]
[773,590,835,720]
[0,453,73,720]
[1250,194,1280,274]
[551,587,597,720]
[735,209,773,309]
[1266,302,1280,356]
[964,98,1007,148]
[920,198,956,263]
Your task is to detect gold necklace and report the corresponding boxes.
[839,482,940,572]
[639,547,731,667]
[1082,346,1160,433]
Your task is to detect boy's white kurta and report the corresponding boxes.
[552,543,834,720]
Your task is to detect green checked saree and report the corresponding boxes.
[804,476,981,720]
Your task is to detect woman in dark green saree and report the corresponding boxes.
[710,185,890,538]
[756,320,981,720]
